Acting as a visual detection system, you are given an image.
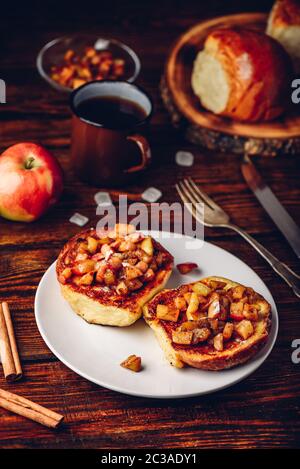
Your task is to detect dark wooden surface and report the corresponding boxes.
[0,0,299,449]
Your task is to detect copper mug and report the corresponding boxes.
[70,80,153,186]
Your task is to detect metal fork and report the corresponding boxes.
[176,178,300,298]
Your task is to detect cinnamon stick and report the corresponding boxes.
[0,302,22,381]
[0,388,64,428]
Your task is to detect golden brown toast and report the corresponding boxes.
[143,276,271,370]
[56,225,173,326]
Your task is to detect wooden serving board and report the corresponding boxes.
[161,13,300,156]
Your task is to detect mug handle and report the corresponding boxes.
[124,134,151,173]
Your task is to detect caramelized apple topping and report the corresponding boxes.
[60,225,172,294]
[155,281,268,349]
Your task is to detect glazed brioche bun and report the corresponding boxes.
[191,28,292,122]
[267,0,300,72]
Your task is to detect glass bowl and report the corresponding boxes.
[36,35,141,93]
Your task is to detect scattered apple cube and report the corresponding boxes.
[140,237,154,256]
[223,322,234,340]
[254,299,270,318]
[192,327,211,344]
[78,272,94,286]
[243,304,259,321]
[62,267,72,279]
[156,304,180,322]
[87,236,98,254]
[208,294,221,319]
[230,301,244,321]
[192,282,211,296]
[186,292,199,320]
[213,333,224,351]
[235,320,254,340]
[72,259,95,275]
[176,262,198,274]
[120,355,142,372]
[174,296,186,311]
[184,292,192,303]
[231,285,246,300]
[172,330,193,345]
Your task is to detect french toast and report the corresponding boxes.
[143,276,271,370]
[56,224,173,326]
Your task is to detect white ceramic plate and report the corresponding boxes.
[35,232,278,398]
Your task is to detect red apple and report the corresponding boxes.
[0,142,63,222]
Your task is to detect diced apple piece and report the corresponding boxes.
[186,292,199,320]
[116,281,128,295]
[126,279,143,291]
[176,262,198,274]
[125,266,143,280]
[223,322,234,340]
[135,260,148,273]
[98,236,111,245]
[213,333,224,351]
[143,268,155,282]
[231,285,246,300]
[62,267,72,279]
[115,224,135,237]
[156,304,180,322]
[208,318,219,332]
[120,355,141,372]
[140,237,154,256]
[230,301,244,321]
[104,269,116,286]
[172,330,193,345]
[73,259,95,275]
[78,242,88,253]
[235,320,254,340]
[208,293,220,319]
[192,327,211,344]
[192,282,211,296]
[119,240,135,252]
[208,280,227,289]
[87,236,98,254]
[180,319,208,331]
[243,304,258,321]
[108,255,123,271]
[254,299,270,318]
[59,267,73,284]
[174,296,186,311]
[78,272,94,286]
[76,252,89,262]
[184,292,192,303]
[72,276,82,286]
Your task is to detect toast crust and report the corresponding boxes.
[57,227,173,326]
[143,276,272,370]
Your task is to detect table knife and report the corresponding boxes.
[241,155,300,259]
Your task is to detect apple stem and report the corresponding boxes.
[25,157,35,170]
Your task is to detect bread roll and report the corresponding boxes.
[191,28,292,122]
[267,0,300,72]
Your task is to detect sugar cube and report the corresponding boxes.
[69,212,89,227]
[175,151,194,167]
[141,187,162,203]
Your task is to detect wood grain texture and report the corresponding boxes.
[0,0,300,449]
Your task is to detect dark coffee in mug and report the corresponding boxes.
[76,96,147,129]
[70,80,153,186]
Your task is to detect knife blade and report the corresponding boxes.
[241,154,300,258]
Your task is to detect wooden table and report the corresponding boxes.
[0,0,299,449]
